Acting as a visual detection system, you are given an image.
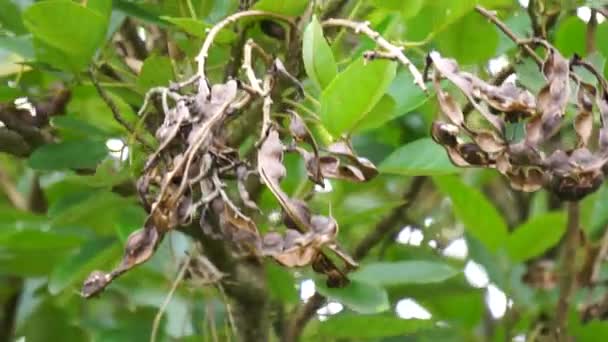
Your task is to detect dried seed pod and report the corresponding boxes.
[429,47,608,201]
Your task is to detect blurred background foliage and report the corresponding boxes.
[1,0,608,341]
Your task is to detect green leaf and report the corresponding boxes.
[401,0,425,19]
[371,0,424,19]
[590,184,608,236]
[380,138,460,176]
[52,115,113,140]
[318,314,432,338]
[506,212,567,262]
[114,204,147,243]
[597,23,608,60]
[555,16,586,57]
[0,35,33,76]
[114,0,168,27]
[403,0,476,41]
[302,16,337,90]
[87,0,113,19]
[265,263,298,303]
[0,227,86,251]
[28,140,107,171]
[434,176,508,252]
[389,70,430,115]
[352,261,460,286]
[436,12,499,65]
[0,0,27,34]
[161,16,236,42]
[515,58,544,93]
[316,279,389,314]
[353,94,396,132]
[48,237,121,295]
[253,0,309,16]
[23,0,108,69]
[22,301,89,342]
[137,55,174,90]
[320,58,397,136]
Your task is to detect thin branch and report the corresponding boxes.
[475,5,544,66]
[591,226,608,285]
[88,68,155,152]
[353,176,426,259]
[527,0,543,38]
[281,293,324,342]
[321,19,427,92]
[0,167,27,211]
[150,255,191,342]
[555,201,580,338]
[586,9,598,54]
[283,177,426,341]
[195,10,294,85]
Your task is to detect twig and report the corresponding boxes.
[586,9,598,54]
[195,10,294,86]
[282,177,426,341]
[591,227,608,285]
[475,5,544,66]
[281,293,324,342]
[0,167,27,211]
[321,19,427,92]
[150,255,191,342]
[88,69,155,152]
[353,176,426,259]
[527,0,543,38]
[555,201,580,338]
[242,39,265,95]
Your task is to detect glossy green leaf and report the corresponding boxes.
[506,212,567,262]
[302,16,337,90]
[22,301,89,342]
[253,0,308,16]
[28,140,107,171]
[434,176,508,252]
[597,23,608,59]
[555,16,586,57]
[318,314,432,338]
[87,0,113,19]
[23,0,108,69]
[515,58,544,93]
[137,55,174,90]
[389,70,430,115]
[162,16,236,42]
[436,12,499,65]
[353,94,396,132]
[265,263,298,303]
[316,279,389,314]
[590,184,608,236]
[0,227,86,251]
[403,0,476,41]
[352,261,460,286]
[48,237,121,295]
[380,138,460,176]
[321,58,397,136]
[0,0,27,34]
[371,0,424,19]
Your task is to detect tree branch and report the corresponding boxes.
[282,177,427,341]
[586,9,598,54]
[555,201,580,338]
[88,68,155,152]
[321,19,427,91]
